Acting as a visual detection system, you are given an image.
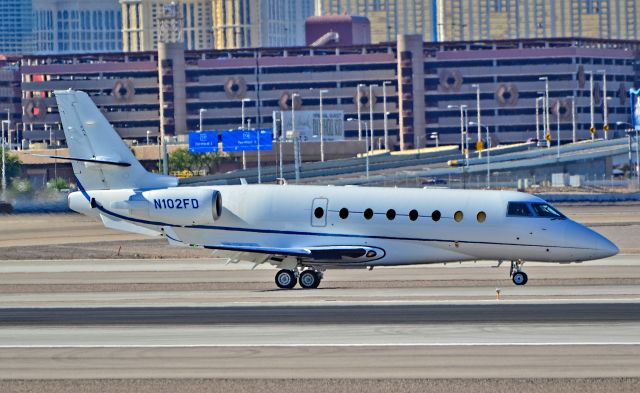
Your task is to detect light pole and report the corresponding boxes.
[200,108,207,132]
[471,84,482,156]
[470,121,491,189]
[555,100,560,159]
[348,118,369,179]
[241,98,251,170]
[539,77,550,148]
[369,84,377,153]
[567,95,576,143]
[319,89,328,162]
[146,130,150,145]
[430,132,439,147]
[1,120,7,197]
[383,81,391,151]
[357,84,365,140]
[447,104,467,160]
[616,121,639,187]
[597,69,608,139]
[291,93,300,182]
[535,97,543,142]
[589,71,595,141]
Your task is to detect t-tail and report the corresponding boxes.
[54,89,177,191]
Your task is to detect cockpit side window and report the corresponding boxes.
[531,203,566,218]
[507,202,533,217]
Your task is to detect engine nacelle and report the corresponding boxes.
[140,187,222,226]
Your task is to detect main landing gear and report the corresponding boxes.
[275,268,323,289]
[510,260,528,286]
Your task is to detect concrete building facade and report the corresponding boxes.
[33,0,123,54]
[120,0,214,51]
[16,37,640,151]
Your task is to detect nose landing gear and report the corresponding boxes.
[510,260,528,286]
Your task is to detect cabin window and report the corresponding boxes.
[507,202,533,217]
[364,208,374,220]
[431,210,441,221]
[409,209,419,221]
[477,211,486,223]
[454,211,464,222]
[339,208,349,219]
[314,207,324,219]
[531,203,565,218]
[386,209,396,220]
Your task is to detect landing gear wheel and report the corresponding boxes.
[512,271,528,286]
[275,269,297,289]
[299,270,321,289]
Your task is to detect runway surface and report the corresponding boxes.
[1,256,639,382]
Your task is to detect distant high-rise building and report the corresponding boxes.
[315,0,437,42]
[213,0,314,48]
[439,0,640,41]
[120,0,213,51]
[0,0,34,53]
[33,0,122,54]
[317,0,640,43]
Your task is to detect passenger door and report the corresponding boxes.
[310,198,329,227]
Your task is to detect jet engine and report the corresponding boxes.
[108,187,222,226]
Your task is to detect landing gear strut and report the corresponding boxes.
[510,260,528,286]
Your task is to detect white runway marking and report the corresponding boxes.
[2,342,640,349]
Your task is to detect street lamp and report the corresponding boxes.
[471,83,482,157]
[369,84,377,153]
[383,81,391,151]
[447,104,468,163]
[319,89,328,162]
[357,83,365,141]
[539,77,550,148]
[240,98,251,170]
[566,95,576,143]
[291,93,300,182]
[535,97,544,142]
[469,121,491,189]
[588,71,595,141]
[616,121,639,187]
[597,69,608,139]
[199,108,207,131]
[1,120,7,197]
[347,117,369,179]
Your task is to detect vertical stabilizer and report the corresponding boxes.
[54,90,177,190]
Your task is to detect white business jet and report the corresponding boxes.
[54,90,618,289]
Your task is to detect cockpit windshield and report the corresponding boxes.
[507,202,566,219]
[530,203,566,218]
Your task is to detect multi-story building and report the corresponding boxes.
[17,37,640,151]
[439,0,640,41]
[0,0,34,54]
[315,0,437,42]
[213,0,314,48]
[0,55,22,134]
[120,0,213,51]
[316,0,640,43]
[33,0,123,54]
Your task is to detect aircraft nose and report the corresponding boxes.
[595,234,619,259]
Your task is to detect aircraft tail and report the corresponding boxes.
[54,90,177,190]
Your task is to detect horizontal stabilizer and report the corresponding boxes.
[100,213,162,237]
[30,154,131,167]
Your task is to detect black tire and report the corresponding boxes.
[512,271,528,286]
[299,270,321,289]
[275,269,297,289]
